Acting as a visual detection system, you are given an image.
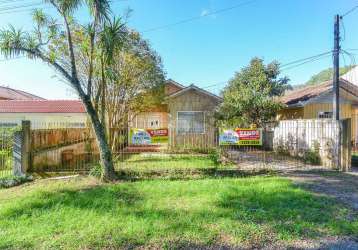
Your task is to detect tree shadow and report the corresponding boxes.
[1,178,357,249]
[284,169,358,211]
[115,168,271,181]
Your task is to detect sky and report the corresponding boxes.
[0,0,358,99]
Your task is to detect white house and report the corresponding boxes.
[0,100,87,129]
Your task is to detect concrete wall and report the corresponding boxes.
[0,113,88,129]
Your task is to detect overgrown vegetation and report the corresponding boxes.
[0,175,32,189]
[0,176,356,249]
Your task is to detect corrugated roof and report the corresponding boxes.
[281,79,358,106]
[0,86,45,100]
[0,100,86,113]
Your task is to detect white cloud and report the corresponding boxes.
[200,9,210,17]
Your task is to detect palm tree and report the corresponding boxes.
[0,0,119,180]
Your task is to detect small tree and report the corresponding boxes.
[0,0,122,180]
[97,31,165,151]
[217,57,289,127]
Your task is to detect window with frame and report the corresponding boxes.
[177,111,205,134]
[318,111,333,119]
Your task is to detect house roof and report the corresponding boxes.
[0,100,86,113]
[166,79,185,89]
[281,79,358,107]
[0,86,45,100]
[167,84,222,101]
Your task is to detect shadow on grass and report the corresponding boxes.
[115,168,272,181]
[283,169,358,211]
[117,155,210,163]
[1,178,357,249]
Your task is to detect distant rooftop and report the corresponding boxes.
[0,86,45,100]
[0,100,85,113]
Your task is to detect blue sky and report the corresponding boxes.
[0,0,358,99]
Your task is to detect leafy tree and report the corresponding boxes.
[217,57,289,127]
[0,0,123,180]
[297,66,353,88]
[98,32,165,151]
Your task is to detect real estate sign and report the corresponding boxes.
[219,128,262,146]
[130,128,169,145]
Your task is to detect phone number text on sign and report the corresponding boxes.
[219,128,262,146]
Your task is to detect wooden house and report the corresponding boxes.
[129,80,222,148]
[278,79,358,142]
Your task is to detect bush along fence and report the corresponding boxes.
[0,125,18,178]
[9,118,353,176]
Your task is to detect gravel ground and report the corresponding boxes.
[230,150,358,249]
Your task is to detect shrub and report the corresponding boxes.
[89,164,104,179]
[208,149,221,166]
[0,175,32,189]
[303,149,321,165]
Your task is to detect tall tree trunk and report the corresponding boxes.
[82,95,116,180]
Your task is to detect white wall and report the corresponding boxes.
[0,113,88,129]
[273,119,340,168]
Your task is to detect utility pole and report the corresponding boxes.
[333,14,341,170]
[333,14,340,120]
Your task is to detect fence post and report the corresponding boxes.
[340,119,351,171]
[13,120,31,176]
[22,120,31,173]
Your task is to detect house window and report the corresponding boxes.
[177,111,205,134]
[318,111,333,119]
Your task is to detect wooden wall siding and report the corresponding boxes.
[31,128,93,151]
[30,128,98,171]
[168,89,219,147]
[277,108,304,120]
[303,103,356,141]
[131,112,169,129]
[303,103,352,119]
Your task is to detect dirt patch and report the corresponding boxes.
[282,168,358,211]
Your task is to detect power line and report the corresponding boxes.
[141,0,259,33]
[0,0,126,15]
[0,5,50,14]
[200,52,334,89]
[281,54,332,72]
[280,51,332,68]
[342,4,358,18]
[0,0,32,5]
[0,1,43,12]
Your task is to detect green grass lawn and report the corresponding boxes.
[114,154,240,180]
[116,154,225,170]
[0,176,357,249]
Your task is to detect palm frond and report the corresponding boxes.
[0,25,28,58]
[85,0,111,23]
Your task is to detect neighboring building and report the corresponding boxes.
[278,79,358,141]
[129,80,222,147]
[0,86,44,100]
[0,100,87,128]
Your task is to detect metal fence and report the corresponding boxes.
[0,127,17,178]
[7,118,351,175]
